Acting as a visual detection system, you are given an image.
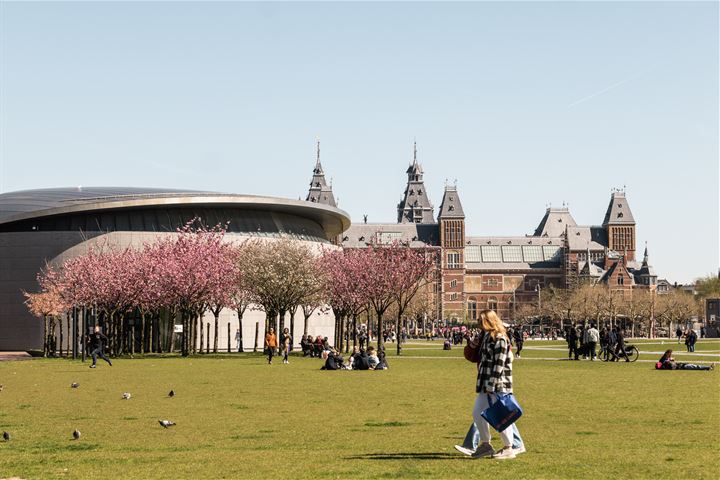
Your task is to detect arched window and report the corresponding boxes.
[467,297,477,321]
[617,275,624,285]
[488,297,498,312]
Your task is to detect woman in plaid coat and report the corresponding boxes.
[464,309,519,460]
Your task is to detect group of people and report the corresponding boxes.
[564,324,628,362]
[321,345,389,371]
[263,327,293,365]
[675,327,699,352]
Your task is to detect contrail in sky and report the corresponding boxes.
[568,74,640,108]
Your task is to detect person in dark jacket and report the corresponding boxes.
[87,326,112,368]
[566,325,579,360]
[614,327,629,362]
[513,328,524,359]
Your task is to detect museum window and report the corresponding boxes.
[450,279,457,288]
[447,252,461,269]
[488,297,498,312]
[467,298,477,321]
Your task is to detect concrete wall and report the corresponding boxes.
[0,231,336,351]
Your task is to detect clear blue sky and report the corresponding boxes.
[0,1,717,283]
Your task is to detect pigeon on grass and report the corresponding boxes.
[72,430,81,440]
[122,392,132,400]
[71,383,80,389]
[3,431,9,441]
[158,420,176,428]
[168,390,175,398]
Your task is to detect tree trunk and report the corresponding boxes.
[140,313,145,354]
[396,313,402,356]
[59,315,64,357]
[254,321,259,352]
[42,314,48,357]
[206,322,210,354]
[278,309,286,336]
[352,314,357,348]
[200,319,204,354]
[376,311,384,349]
[237,311,244,352]
[213,310,219,353]
[227,322,231,352]
[303,313,311,337]
[289,308,296,351]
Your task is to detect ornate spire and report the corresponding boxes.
[398,141,433,223]
[305,140,336,207]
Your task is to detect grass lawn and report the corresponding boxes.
[1,340,719,479]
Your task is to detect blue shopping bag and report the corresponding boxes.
[480,393,523,433]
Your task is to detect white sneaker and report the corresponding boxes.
[471,443,494,459]
[454,445,475,456]
[492,447,517,460]
[513,444,526,455]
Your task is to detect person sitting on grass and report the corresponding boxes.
[376,349,389,370]
[367,346,380,369]
[321,350,342,370]
[656,349,714,371]
[300,335,313,357]
[353,348,370,370]
[313,336,324,357]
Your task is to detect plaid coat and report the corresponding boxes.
[475,333,513,394]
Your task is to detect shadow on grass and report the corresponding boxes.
[345,452,460,460]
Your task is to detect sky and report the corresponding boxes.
[0,1,717,283]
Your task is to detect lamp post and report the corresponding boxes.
[535,284,542,334]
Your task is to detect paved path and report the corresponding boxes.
[0,352,33,362]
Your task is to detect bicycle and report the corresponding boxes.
[599,343,639,362]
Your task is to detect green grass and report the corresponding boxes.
[0,341,719,479]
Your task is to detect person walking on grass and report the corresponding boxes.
[87,325,112,368]
[586,324,600,361]
[512,327,524,359]
[463,309,522,460]
[281,327,291,364]
[676,326,683,343]
[265,327,277,365]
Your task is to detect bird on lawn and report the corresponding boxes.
[122,392,132,400]
[72,430,81,440]
[158,420,176,428]
[0,384,4,392]
[3,431,10,441]
[71,383,80,388]
[168,390,175,398]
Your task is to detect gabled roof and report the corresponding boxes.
[602,190,635,226]
[533,207,577,237]
[579,260,604,277]
[599,258,635,285]
[438,185,465,219]
[566,226,608,250]
[341,223,440,248]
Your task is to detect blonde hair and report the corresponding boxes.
[478,309,507,339]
